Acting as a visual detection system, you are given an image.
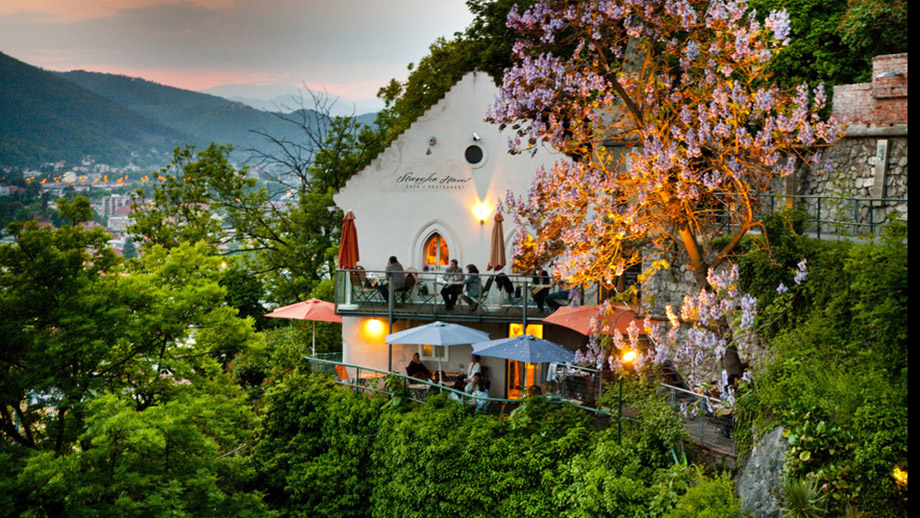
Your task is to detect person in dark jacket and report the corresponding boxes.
[406,352,431,380]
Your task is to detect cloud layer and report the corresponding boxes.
[0,0,474,100]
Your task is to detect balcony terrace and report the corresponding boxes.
[333,269,571,325]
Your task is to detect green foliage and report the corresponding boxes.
[838,0,908,83]
[17,393,270,517]
[749,0,906,86]
[597,375,688,462]
[733,216,908,516]
[781,476,826,518]
[1,224,268,515]
[55,195,94,225]
[129,143,253,250]
[253,373,384,518]
[121,236,138,259]
[663,470,744,518]
[252,373,705,518]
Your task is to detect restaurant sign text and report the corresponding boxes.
[394,172,472,191]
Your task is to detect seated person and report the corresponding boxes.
[494,272,515,297]
[464,373,481,395]
[440,259,464,310]
[406,352,431,381]
[465,354,482,380]
[531,266,551,312]
[377,256,406,301]
[471,379,490,412]
[526,385,542,397]
[546,278,577,311]
[432,370,448,385]
[459,264,481,312]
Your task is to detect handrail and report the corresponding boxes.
[305,356,631,421]
[753,192,907,239]
[659,382,736,454]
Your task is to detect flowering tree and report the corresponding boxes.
[575,259,807,408]
[488,0,843,289]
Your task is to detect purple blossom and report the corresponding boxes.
[794,259,808,285]
[776,282,788,294]
[764,9,791,44]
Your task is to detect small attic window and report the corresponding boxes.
[465,145,486,167]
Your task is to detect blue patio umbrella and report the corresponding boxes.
[386,321,491,377]
[471,334,575,394]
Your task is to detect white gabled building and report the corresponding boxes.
[333,72,587,398]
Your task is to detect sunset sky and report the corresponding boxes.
[0,0,475,107]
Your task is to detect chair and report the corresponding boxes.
[335,365,354,385]
[414,275,439,313]
[350,268,383,304]
[394,272,417,304]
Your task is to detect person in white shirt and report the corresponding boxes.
[465,354,481,380]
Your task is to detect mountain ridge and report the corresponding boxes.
[1,51,378,169]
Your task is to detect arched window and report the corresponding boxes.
[424,233,449,268]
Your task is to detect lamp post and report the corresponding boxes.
[617,350,637,445]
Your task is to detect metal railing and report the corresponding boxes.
[552,363,605,404]
[659,383,735,454]
[720,193,907,240]
[334,269,571,323]
[305,357,628,427]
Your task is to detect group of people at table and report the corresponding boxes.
[406,352,491,410]
[367,256,572,313]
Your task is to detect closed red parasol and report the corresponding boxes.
[487,212,506,271]
[338,210,359,269]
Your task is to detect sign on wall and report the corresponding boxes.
[393,172,473,191]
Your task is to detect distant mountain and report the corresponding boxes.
[0,51,379,169]
[201,83,384,117]
[0,51,188,168]
[56,70,324,162]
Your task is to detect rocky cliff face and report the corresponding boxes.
[736,426,787,518]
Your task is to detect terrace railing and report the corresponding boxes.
[334,269,570,323]
[305,357,627,430]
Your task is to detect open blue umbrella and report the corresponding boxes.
[471,334,575,394]
[386,321,491,376]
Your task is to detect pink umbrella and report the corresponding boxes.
[264,299,342,356]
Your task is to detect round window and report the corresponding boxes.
[464,145,484,165]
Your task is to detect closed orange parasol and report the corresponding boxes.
[487,212,506,271]
[338,210,359,269]
[543,304,665,336]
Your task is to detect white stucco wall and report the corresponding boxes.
[334,72,568,391]
[335,72,564,273]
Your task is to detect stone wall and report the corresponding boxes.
[791,52,910,231]
[795,135,907,231]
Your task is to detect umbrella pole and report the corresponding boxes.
[522,362,528,399]
[312,321,316,357]
[388,281,394,372]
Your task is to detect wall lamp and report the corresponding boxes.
[473,202,491,224]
